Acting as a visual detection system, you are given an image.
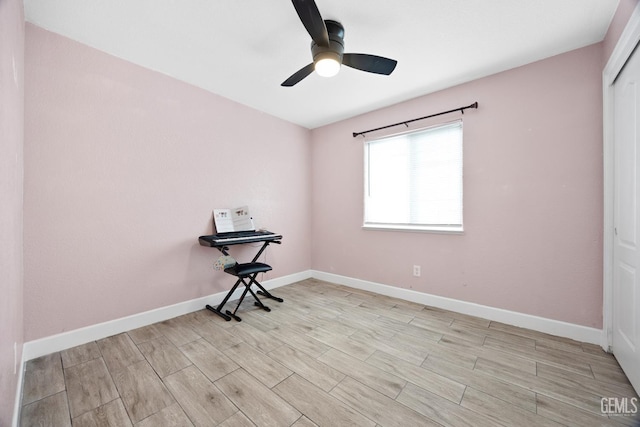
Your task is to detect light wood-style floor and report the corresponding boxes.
[20,279,639,426]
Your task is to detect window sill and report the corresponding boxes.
[362,223,464,234]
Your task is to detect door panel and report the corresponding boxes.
[613,42,640,392]
[617,262,635,349]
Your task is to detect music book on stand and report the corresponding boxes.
[213,206,254,233]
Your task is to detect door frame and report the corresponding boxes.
[603,2,640,351]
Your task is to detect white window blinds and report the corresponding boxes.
[364,120,463,232]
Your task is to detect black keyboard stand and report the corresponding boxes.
[200,233,283,322]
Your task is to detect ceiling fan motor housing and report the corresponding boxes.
[311,20,345,64]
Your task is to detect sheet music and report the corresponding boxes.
[213,206,254,233]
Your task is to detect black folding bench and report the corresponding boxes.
[198,231,283,321]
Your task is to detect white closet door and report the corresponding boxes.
[613,41,640,392]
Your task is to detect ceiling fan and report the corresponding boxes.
[281,0,398,87]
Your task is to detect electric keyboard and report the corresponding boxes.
[199,230,283,247]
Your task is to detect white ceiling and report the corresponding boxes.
[24,0,619,129]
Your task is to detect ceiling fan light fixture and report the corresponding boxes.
[314,52,341,77]
[281,0,396,86]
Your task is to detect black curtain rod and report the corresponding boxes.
[352,101,479,138]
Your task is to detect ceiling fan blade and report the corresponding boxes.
[343,53,397,75]
[281,63,316,87]
[291,0,330,47]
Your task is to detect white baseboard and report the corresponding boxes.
[22,270,313,361]
[22,267,604,363]
[311,270,604,346]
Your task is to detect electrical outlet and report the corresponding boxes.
[413,265,421,277]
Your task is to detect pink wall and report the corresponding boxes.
[603,0,639,63]
[311,43,604,328]
[24,24,312,341]
[0,0,24,424]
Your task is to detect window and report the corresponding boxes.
[364,120,463,232]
